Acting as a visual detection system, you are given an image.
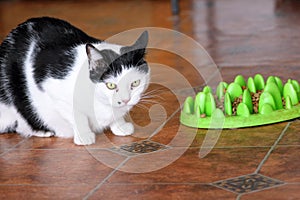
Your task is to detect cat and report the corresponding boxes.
[0,17,150,145]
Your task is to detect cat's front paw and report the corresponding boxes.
[32,131,55,137]
[74,131,95,145]
[111,122,134,136]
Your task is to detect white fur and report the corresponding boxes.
[0,41,149,145]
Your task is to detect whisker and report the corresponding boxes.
[143,89,165,96]
[142,89,165,101]
[142,94,165,100]
[141,94,165,102]
[139,99,161,105]
[134,103,150,111]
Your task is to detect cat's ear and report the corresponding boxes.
[132,30,148,52]
[86,44,105,69]
[86,44,108,83]
[121,30,148,57]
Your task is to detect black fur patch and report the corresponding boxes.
[28,17,102,86]
[87,46,148,83]
[87,31,149,83]
[0,17,102,131]
[99,48,148,82]
[1,121,18,133]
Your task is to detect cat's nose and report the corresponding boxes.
[122,98,131,104]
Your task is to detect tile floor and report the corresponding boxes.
[0,0,299,199]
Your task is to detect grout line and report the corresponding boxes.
[254,122,291,174]
[95,182,210,186]
[222,145,274,149]
[1,148,110,151]
[0,138,28,157]
[147,82,206,140]
[0,183,90,187]
[236,194,242,200]
[286,182,300,185]
[83,157,130,200]
[148,107,181,139]
[0,182,217,187]
[276,144,300,147]
[193,145,272,149]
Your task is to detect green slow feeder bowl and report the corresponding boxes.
[180,74,300,129]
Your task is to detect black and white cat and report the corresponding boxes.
[0,17,150,145]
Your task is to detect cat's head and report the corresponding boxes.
[86,31,150,108]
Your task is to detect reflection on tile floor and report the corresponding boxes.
[1,0,300,199]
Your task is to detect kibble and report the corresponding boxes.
[200,113,206,118]
[211,88,288,117]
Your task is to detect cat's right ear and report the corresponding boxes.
[86,44,108,83]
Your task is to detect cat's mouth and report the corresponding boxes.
[117,103,135,108]
[115,97,140,108]
[111,101,132,108]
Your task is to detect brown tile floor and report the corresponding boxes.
[1,0,300,199]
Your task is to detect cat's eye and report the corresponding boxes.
[106,82,117,90]
[131,80,140,88]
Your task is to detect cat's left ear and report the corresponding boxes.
[86,44,109,83]
[121,30,148,57]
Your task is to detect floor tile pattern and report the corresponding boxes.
[110,140,170,156]
[213,174,284,194]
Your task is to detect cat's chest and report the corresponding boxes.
[94,104,128,125]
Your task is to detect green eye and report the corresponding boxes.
[106,82,117,90]
[131,80,140,88]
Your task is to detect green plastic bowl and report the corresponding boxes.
[180,74,300,129]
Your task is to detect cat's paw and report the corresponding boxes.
[32,131,54,137]
[74,131,95,145]
[111,122,134,136]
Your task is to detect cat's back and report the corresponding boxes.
[0,17,102,105]
[28,17,101,47]
[0,17,101,66]
[4,17,100,48]
[0,17,102,87]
